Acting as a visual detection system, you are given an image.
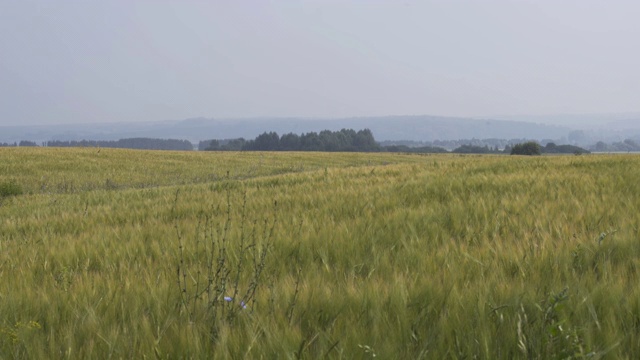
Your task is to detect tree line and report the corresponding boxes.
[2,138,194,150]
[199,132,590,155]
[203,129,382,152]
[43,138,194,150]
[2,132,592,155]
[1,141,39,147]
[592,139,640,152]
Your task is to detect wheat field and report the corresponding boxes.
[1,147,639,358]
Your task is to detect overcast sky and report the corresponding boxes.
[1,0,639,126]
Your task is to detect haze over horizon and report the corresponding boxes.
[2,1,639,127]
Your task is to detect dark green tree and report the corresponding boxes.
[245,132,280,151]
[353,129,380,152]
[280,133,301,151]
[300,132,323,151]
[204,140,220,150]
[511,141,541,155]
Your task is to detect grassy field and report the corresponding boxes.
[1,147,639,359]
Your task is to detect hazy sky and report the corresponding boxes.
[1,0,639,126]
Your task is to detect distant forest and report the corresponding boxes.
[202,129,381,152]
[448,143,589,155]
[4,128,627,154]
[199,129,590,154]
[41,138,193,151]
